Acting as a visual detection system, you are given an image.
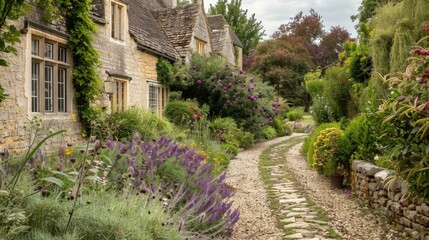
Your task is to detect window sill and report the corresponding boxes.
[29,112,75,121]
[110,38,126,45]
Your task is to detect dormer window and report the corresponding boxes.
[111,1,125,41]
[195,38,206,55]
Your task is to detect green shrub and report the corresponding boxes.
[170,53,279,135]
[69,193,182,240]
[209,117,238,132]
[84,107,178,141]
[220,143,238,156]
[272,117,286,136]
[168,91,182,101]
[209,117,254,149]
[25,197,67,236]
[277,104,290,120]
[287,110,304,121]
[234,131,255,148]
[283,122,292,136]
[312,127,344,176]
[341,114,378,162]
[310,96,339,124]
[303,122,340,166]
[112,108,177,141]
[164,100,202,127]
[375,34,429,200]
[261,126,277,140]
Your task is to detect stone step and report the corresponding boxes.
[280,198,307,204]
[284,233,304,239]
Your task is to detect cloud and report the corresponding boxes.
[205,0,361,39]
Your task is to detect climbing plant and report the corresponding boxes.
[39,0,102,126]
[0,0,30,103]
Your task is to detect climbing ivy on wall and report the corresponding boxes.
[40,0,102,126]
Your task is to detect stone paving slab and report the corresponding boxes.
[263,142,337,240]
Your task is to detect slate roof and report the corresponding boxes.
[207,15,243,48]
[128,0,180,60]
[152,3,201,59]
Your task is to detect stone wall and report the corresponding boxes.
[0,18,82,154]
[92,2,162,110]
[351,160,429,239]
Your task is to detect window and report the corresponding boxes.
[234,46,243,68]
[195,38,206,55]
[148,84,168,115]
[31,35,72,113]
[148,85,159,112]
[45,43,53,59]
[111,78,127,112]
[111,1,125,41]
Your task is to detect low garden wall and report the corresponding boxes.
[351,160,429,240]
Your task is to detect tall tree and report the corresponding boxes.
[317,26,351,67]
[209,0,265,55]
[272,9,350,68]
[272,9,324,44]
[251,35,314,110]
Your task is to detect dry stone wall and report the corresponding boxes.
[351,160,429,240]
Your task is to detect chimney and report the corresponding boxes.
[196,0,203,8]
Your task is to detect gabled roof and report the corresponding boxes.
[207,15,243,48]
[152,3,201,59]
[128,0,180,60]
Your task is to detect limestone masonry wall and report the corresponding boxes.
[351,160,429,239]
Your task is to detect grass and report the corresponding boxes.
[300,114,315,125]
[326,228,341,239]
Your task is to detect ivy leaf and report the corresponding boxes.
[0,59,8,66]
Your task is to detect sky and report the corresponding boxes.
[204,0,362,39]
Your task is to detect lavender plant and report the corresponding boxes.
[100,134,239,237]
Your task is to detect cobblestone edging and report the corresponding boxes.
[352,160,429,240]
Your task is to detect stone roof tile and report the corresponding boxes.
[128,0,179,60]
[152,3,200,59]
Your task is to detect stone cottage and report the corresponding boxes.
[0,0,243,153]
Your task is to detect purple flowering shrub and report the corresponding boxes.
[171,54,282,136]
[101,134,239,236]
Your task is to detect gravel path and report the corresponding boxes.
[284,142,403,240]
[226,135,403,240]
[226,134,305,240]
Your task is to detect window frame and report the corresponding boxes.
[30,32,73,114]
[148,82,168,115]
[195,38,206,55]
[110,1,126,42]
[110,78,128,113]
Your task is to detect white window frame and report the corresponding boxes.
[148,82,168,115]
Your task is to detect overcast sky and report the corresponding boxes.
[204,0,361,39]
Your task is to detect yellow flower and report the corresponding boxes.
[65,149,73,156]
[190,142,196,147]
[81,130,87,138]
[71,114,77,122]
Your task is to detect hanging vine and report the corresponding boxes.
[39,0,103,126]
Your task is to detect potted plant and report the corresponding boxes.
[312,127,345,188]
